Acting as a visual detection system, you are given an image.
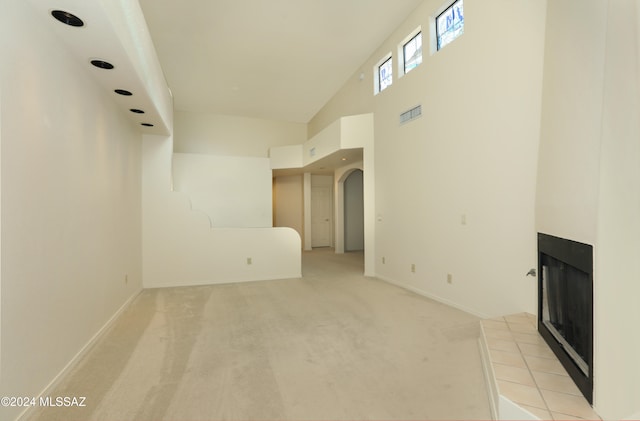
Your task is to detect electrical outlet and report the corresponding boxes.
[411,263,416,273]
[247,257,252,265]
[447,273,453,284]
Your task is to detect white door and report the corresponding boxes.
[311,186,333,247]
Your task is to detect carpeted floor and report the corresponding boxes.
[27,249,491,420]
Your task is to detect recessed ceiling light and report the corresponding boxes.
[114,89,133,96]
[90,59,114,70]
[141,123,154,127]
[341,158,348,161]
[130,109,145,114]
[51,10,84,27]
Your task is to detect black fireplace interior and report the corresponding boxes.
[538,233,593,404]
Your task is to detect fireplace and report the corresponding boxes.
[538,233,593,404]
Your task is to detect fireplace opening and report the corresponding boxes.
[538,233,593,404]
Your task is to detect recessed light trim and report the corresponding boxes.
[51,10,84,27]
[90,59,114,70]
[114,89,133,96]
[130,109,145,114]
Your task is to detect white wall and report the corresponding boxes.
[271,113,375,271]
[0,2,143,420]
[536,1,606,244]
[310,0,547,318]
[155,110,304,280]
[0,31,3,385]
[308,75,375,140]
[594,2,640,413]
[172,153,273,228]
[304,121,342,165]
[174,111,307,157]
[270,144,304,170]
[538,1,640,418]
[142,135,301,288]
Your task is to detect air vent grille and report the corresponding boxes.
[400,105,422,125]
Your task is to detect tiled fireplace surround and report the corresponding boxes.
[479,313,601,420]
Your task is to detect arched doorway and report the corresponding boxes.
[344,170,364,252]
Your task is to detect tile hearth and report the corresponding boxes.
[480,313,600,420]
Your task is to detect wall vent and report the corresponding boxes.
[400,104,422,125]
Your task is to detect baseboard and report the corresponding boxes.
[376,274,490,319]
[145,272,303,290]
[16,289,142,421]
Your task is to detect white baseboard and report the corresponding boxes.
[376,274,490,319]
[16,289,142,421]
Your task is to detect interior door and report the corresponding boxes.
[311,186,333,247]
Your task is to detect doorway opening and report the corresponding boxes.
[344,170,364,252]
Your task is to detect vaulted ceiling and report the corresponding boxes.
[138,0,425,123]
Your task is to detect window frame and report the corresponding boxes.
[435,0,464,51]
[373,53,393,95]
[378,56,393,92]
[399,28,423,78]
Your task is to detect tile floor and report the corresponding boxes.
[481,313,600,420]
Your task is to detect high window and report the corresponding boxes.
[379,57,393,92]
[436,0,464,50]
[403,32,423,74]
[375,56,393,94]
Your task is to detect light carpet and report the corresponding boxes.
[27,249,491,420]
